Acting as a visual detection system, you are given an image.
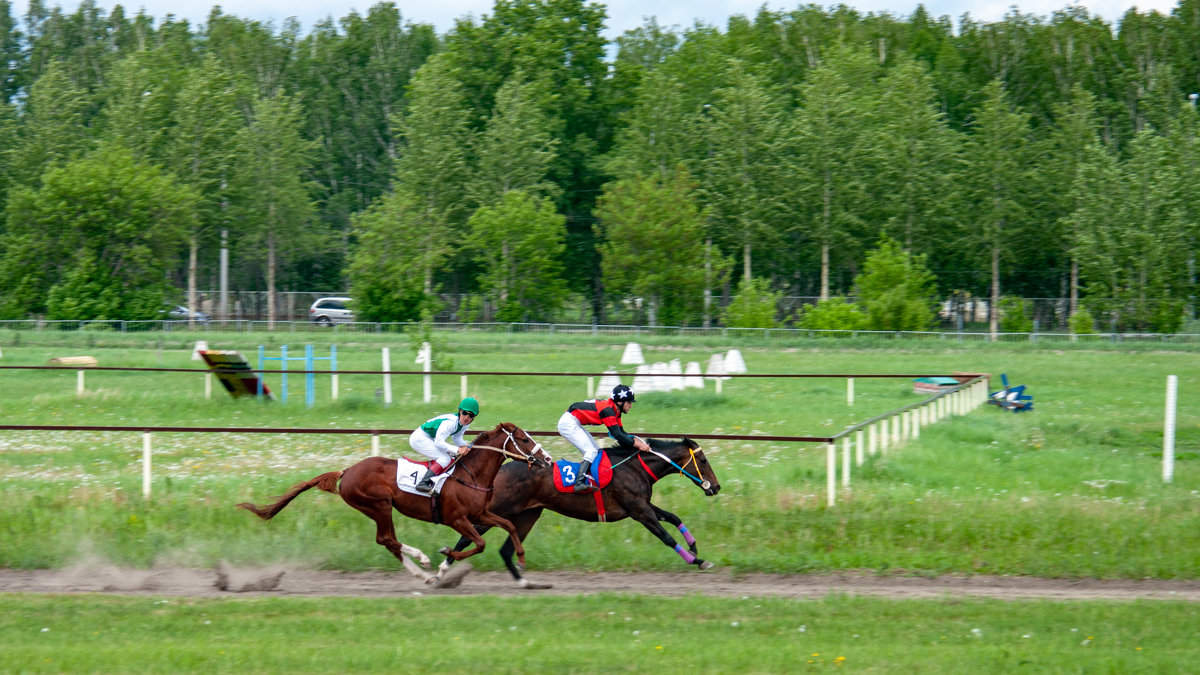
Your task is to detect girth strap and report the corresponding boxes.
[591,487,606,522]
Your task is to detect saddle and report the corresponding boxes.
[395,456,455,496]
[552,451,613,493]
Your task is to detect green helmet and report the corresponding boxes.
[458,397,480,416]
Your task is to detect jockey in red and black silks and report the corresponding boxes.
[557,384,650,493]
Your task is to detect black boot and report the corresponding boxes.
[573,459,593,492]
[415,468,437,494]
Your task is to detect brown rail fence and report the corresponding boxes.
[0,367,990,506]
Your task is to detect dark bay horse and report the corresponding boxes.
[444,436,720,587]
[238,423,550,585]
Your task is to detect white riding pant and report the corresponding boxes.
[408,430,454,470]
[557,412,601,463]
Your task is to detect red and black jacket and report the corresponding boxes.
[567,398,636,447]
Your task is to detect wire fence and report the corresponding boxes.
[2,318,1199,344]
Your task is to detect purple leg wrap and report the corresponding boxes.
[677,524,696,546]
[674,543,696,564]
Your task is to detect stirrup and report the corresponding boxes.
[573,477,593,493]
[415,481,434,494]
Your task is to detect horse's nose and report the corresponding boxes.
[706,484,720,496]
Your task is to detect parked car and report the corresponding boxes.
[309,297,354,325]
[165,305,210,322]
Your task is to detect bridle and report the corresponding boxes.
[450,426,550,493]
[636,442,712,490]
[468,426,551,466]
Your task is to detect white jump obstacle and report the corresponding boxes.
[706,353,730,393]
[724,349,747,374]
[620,342,645,365]
[595,370,622,398]
[684,361,704,389]
[631,364,652,392]
[667,358,685,391]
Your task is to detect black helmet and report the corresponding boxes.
[612,384,635,403]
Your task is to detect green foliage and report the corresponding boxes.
[596,169,726,326]
[4,3,1200,325]
[46,254,162,320]
[797,297,868,330]
[347,191,442,323]
[722,277,781,328]
[456,295,484,323]
[853,238,938,331]
[404,311,454,370]
[0,144,195,319]
[700,63,791,282]
[468,191,567,322]
[1069,307,1095,334]
[998,296,1033,332]
[230,93,321,306]
[1067,133,1193,332]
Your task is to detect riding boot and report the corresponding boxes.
[415,468,438,494]
[573,459,593,492]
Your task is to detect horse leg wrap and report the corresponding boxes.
[677,524,696,547]
[673,543,696,564]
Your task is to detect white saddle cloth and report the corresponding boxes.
[395,457,456,496]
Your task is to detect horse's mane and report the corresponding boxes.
[603,437,680,460]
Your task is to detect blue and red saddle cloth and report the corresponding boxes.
[551,452,614,521]
[552,452,613,492]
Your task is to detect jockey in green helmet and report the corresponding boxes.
[410,397,480,494]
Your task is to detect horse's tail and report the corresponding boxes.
[237,470,343,520]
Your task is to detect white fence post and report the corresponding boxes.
[381,347,392,406]
[855,429,865,466]
[372,433,380,455]
[826,443,837,507]
[418,342,432,403]
[842,436,851,488]
[847,377,854,406]
[142,432,152,500]
[77,370,85,395]
[1164,375,1177,483]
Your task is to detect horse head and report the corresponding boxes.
[647,436,721,496]
[481,422,552,470]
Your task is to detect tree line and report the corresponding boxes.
[0,0,1197,332]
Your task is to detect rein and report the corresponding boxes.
[637,443,710,489]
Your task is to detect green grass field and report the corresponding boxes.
[4,593,1198,673]
[1,328,1197,671]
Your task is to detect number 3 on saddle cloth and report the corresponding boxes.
[552,452,615,521]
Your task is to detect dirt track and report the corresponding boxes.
[2,565,1198,601]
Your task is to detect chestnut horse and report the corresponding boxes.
[443,436,720,587]
[238,423,550,585]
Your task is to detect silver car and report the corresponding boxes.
[309,297,354,325]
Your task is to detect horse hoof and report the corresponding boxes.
[517,577,553,590]
[697,560,714,571]
[438,546,453,557]
[432,561,472,589]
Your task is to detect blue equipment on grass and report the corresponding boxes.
[257,344,338,407]
[988,373,1033,412]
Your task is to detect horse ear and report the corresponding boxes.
[683,437,699,449]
